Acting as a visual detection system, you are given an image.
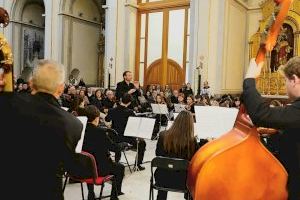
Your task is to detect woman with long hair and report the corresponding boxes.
[155,110,198,200]
[186,95,195,114]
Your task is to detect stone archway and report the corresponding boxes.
[59,0,105,86]
[11,0,45,81]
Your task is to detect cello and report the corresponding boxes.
[187,0,293,199]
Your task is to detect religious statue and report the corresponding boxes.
[271,27,293,71]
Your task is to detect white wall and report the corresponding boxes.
[104,0,137,88]
[189,0,262,95]
[221,0,247,93]
[60,0,101,85]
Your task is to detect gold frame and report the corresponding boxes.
[249,0,300,95]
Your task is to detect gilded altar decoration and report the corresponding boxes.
[0,7,13,92]
[249,0,300,95]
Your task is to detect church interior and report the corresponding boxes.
[1,0,300,200]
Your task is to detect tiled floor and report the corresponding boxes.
[64,140,185,200]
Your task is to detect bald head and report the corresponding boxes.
[32,60,65,98]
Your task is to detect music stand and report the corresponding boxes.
[151,104,170,139]
[124,117,156,171]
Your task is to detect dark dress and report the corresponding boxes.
[243,78,300,200]
[155,132,198,200]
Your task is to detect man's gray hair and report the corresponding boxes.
[32,60,65,94]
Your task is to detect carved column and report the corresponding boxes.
[295,31,300,56]
[98,31,105,87]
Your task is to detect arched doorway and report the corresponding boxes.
[135,0,190,90]
[11,0,45,81]
[146,59,184,89]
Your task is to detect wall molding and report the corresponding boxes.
[58,12,101,26]
[138,0,190,12]
[234,0,261,11]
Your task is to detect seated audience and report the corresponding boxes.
[183,83,193,99]
[186,95,195,114]
[200,81,211,97]
[170,89,179,104]
[68,96,85,116]
[91,89,103,111]
[79,89,90,105]
[177,93,186,105]
[102,90,116,113]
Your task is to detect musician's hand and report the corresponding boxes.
[245,58,264,79]
[128,88,136,94]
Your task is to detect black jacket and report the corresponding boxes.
[82,123,115,175]
[115,80,140,101]
[243,78,300,199]
[2,92,86,200]
[105,105,135,136]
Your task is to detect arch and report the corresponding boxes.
[145,59,184,90]
[11,0,45,22]
[60,0,102,18]
[285,15,300,33]
[10,0,45,80]
[72,0,100,22]
[22,3,45,27]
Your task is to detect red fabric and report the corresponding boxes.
[81,175,113,185]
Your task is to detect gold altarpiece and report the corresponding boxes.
[249,0,300,95]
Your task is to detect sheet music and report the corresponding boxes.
[61,107,69,111]
[151,104,169,115]
[174,104,186,113]
[174,113,179,119]
[124,117,156,140]
[151,104,160,114]
[139,118,156,139]
[194,106,238,139]
[124,117,140,137]
[75,116,88,153]
[167,121,173,129]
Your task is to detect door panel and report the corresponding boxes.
[146,59,183,90]
[136,1,190,89]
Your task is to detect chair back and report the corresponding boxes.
[151,156,189,175]
[68,151,98,183]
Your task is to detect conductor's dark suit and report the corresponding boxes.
[243,78,300,200]
[2,92,86,200]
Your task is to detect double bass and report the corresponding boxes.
[187,0,293,199]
